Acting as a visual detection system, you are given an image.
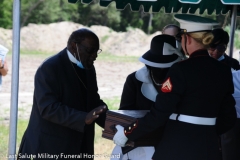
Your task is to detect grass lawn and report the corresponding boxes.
[0,119,28,160]
[9,50,139,63]
[0,97,120,160]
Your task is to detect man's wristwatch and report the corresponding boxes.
[0,64,4,69]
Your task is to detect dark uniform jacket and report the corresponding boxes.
[120,66,157,110]
[124,50,237,160]
[18,48,106,160]
[221,54,240,70]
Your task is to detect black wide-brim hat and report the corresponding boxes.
[139,34,183,68]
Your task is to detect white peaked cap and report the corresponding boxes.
[174,14,219,33]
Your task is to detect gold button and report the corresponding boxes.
[124,130,126,133]
[133,123,136,126]
[129,127,131,130]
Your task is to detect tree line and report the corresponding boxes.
[0,0,239,34]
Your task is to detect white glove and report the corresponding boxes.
[113,125,128,147]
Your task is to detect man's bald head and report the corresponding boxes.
[162,24,180,37]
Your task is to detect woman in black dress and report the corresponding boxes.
[111,34,184,160]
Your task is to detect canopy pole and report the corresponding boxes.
[229,5,237,58]
[8,0,21,159]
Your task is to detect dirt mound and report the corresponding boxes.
[0,21,239,58]
[0,21,161,57]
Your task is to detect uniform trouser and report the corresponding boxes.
[221,118,240,160]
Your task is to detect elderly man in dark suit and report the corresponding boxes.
[18,28,107,160]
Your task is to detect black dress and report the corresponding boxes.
[117,66,162,159]
[120,66,159,110]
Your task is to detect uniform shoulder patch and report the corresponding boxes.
[161,77,172,93]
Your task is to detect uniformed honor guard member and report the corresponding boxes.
[113,14,237,160]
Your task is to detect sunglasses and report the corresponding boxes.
[175,29,187,42]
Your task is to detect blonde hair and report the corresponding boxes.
[188,32,214,48]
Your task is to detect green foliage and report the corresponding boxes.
[224,25,240,49]
[77,0,121,31]
[119,5,144,32]
[152,9,177,33]
[2,0,240,34]
[234,34,240,49]
[21,0,78,26]
[224,25,231,33]
[57,0,79,22]
[0,0,13,29]
[126,26,136,31]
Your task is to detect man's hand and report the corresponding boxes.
[85,105,107,125]
[113,125,128,147]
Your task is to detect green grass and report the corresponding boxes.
[101,35,109,43]
[94,96,120,144]
[94,125,115,159]
[0,97,120,160]
[8,49,139,63]
[0,119,28,160]
[94,97,121,159]
[98,52,138,63]
[8,49,55,58]
[102,96,120,110]
[0,121,9,159]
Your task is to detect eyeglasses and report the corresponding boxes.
[209,44,226,53]
[76,43,102,55]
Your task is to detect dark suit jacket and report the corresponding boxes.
[125,50,237,160]
[18,48,106,160]
[221,54,240,70]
